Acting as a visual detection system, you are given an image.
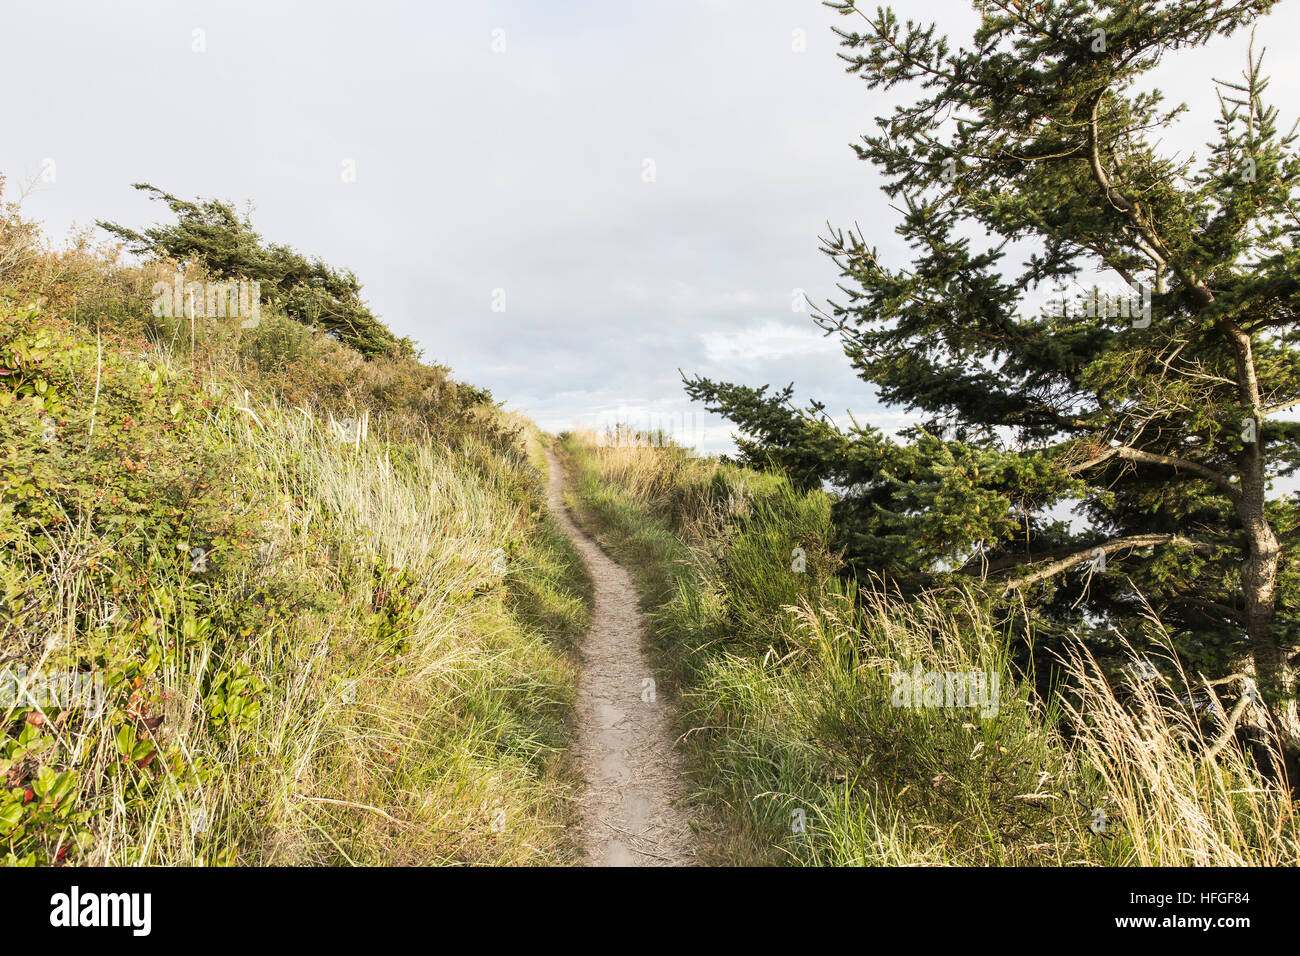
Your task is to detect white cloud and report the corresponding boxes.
[700,320,837,365]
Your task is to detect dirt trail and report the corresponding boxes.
[545,448,696,866]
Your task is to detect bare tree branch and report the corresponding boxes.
[1066,444,1242,500]
[1001,533,1214,593]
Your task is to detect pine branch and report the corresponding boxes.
[1086,91,1214,307]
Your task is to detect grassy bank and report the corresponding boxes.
[559,429,1300,866]
[1,190,592,865]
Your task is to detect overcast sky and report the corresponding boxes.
[5,0,1298,453]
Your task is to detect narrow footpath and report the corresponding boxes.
[544,449,697,866]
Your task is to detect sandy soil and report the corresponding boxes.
[545,448,697,866]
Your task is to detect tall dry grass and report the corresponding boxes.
[1060,636,1296,866]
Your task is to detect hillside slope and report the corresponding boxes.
[0,186,591,866]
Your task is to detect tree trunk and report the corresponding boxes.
[1238,502,1299,750]
[1232,325,1300,754]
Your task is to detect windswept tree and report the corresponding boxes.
[98,184,413,359]
[685,0,1300,748]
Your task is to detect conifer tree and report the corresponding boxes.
[685,0,1300,747]
[98,184,412,359]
